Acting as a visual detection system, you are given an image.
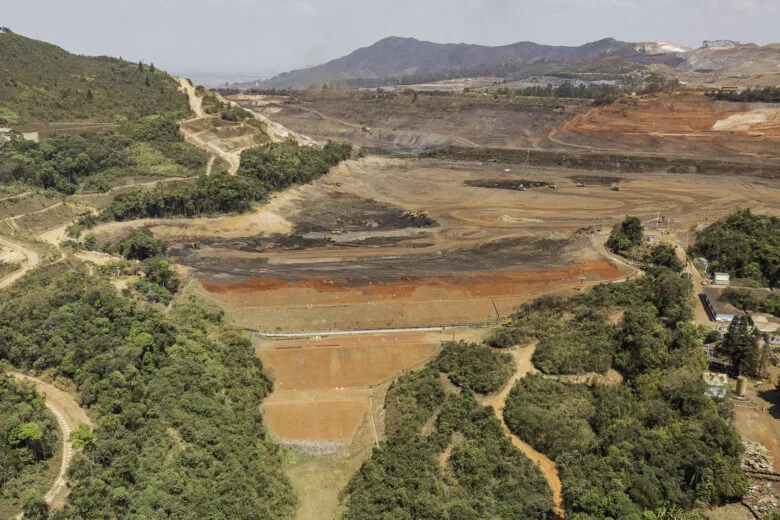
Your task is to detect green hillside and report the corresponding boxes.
[0,29,188,125]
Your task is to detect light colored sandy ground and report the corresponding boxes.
[712,107,780,132]
[179,158,775,333]
[74,250,115,265]
[91,193,294,242]
[0,236,39,289]
[178,77,204,118]
[481,345,565,517]
[11,374,92,512]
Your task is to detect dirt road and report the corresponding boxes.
[11,373,92,511]
[181,124,243,174]
[482,345,565,518]
[0,236,39,289]
[178,78,204,118]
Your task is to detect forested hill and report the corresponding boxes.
[256,37,647,88]
[0,30,188,125]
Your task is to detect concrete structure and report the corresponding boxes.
[703,371,728,398]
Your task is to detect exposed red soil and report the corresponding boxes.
[201,260,622,331]
[561,94,780,156]
[262,392,370,442]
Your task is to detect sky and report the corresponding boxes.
[4,0,779,78]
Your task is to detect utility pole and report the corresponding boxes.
[579,271,586,290]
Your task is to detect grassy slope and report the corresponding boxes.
[0,31,188,124]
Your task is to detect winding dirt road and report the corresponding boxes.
[482,345,565,518]
[0,236,39,289]
[11,373,92,511]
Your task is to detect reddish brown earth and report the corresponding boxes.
[257,331,446,443]
[559,94,780,156]
[199,259,623,331]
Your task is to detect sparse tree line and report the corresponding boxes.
[707,87,780,103]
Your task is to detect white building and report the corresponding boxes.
[713,272,731,285]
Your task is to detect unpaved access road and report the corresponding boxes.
[482,345,565,518]
[178,77,204,118]
[11,373,92,511]
[0,236,39,289]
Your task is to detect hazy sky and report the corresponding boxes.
[4,0,779,76]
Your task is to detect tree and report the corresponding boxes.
[719,315,760,376]
[117,230,165,260]
[648,244,683,271]
[83,233,96,250]
[607,216,644,254]
[86,89,93,103]
[69,423,96,450]
[21,490,49,520]
[150,63,155,73]
[138,60,143,72]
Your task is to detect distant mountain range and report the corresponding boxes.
[250,36,780,89]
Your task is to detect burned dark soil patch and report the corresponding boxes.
[464,179,553,191]
[176,235,572,286]
[289,192,437,233]
[568,175,623,186]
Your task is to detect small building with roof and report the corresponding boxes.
[701,287,743,323]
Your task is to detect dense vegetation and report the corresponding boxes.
[0,31,188,124]
[237,139,353,190]
[496,267,746,518]
[0,372,59,514]
[707,86,780,103]
[344,385,553,519]
[606,215,644,255]
[489,262,693,376]
[79,140,353,224]
[383,367,444,438]
[0,115,207,194]
[95,173,266,220]
[505,371,744,518]
[0,264,296,519]
[690,209,779,287]
[435,341,514,393]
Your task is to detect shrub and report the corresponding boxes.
[435,341,513,393]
